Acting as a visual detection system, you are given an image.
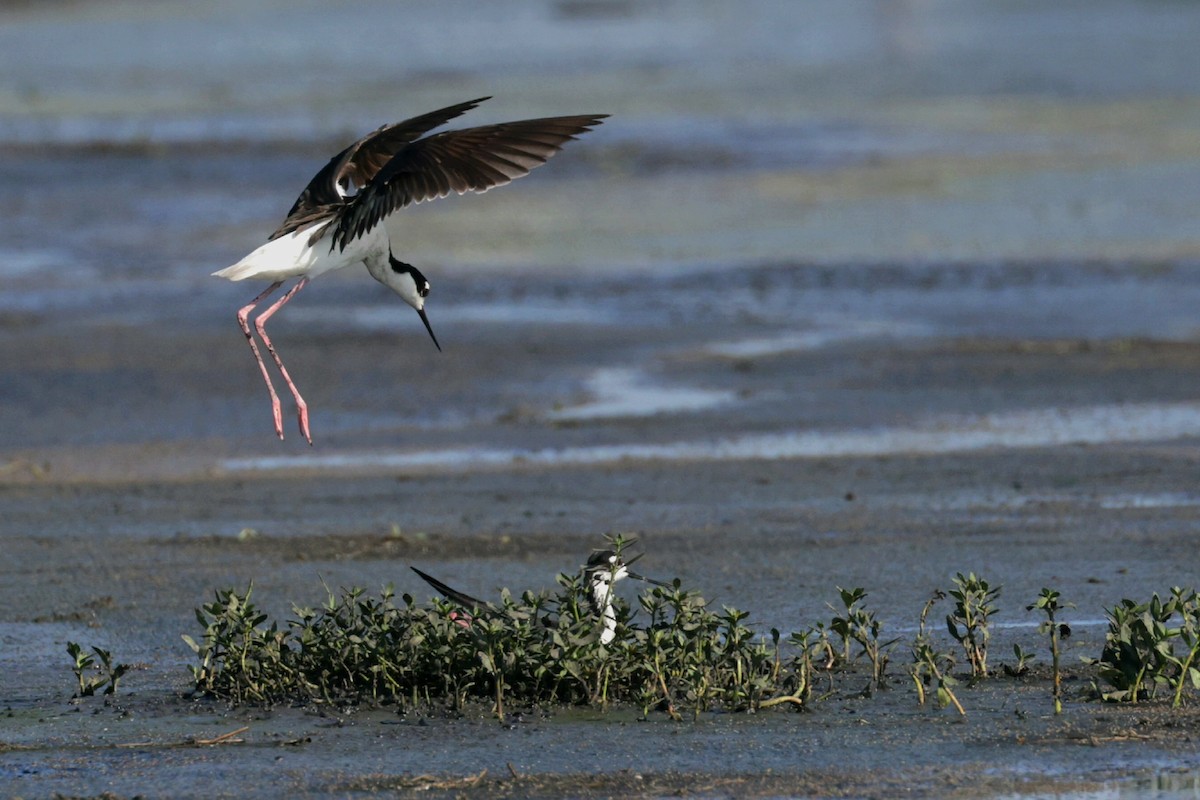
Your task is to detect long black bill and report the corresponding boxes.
[622,553,671,587]
[417,308,442,352]
[628,570,672,588]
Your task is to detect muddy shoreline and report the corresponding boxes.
[6,428,1200,797]
[6,260,1200,797]
[6,261,1200,796]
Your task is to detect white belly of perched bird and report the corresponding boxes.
[591,575,621,645]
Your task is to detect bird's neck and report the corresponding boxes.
[361,243,392,285]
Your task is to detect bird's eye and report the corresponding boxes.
[419,281,430,298]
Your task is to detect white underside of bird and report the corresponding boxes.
[214,223,386,284]
[595,586,620,645]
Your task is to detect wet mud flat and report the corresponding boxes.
[5,486,1200,800]
[6,261,1200,796]
[5,454,1200,800]
[4,0,1200,795]
[6,684,1200,799]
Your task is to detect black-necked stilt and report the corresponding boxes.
[412,549,666,645]
[214,97,606,444]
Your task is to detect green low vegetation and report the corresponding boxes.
[64,542,1200,718]
[178,570,1200,716]
[1087,587,1200,706]
[908,590,964,715]
[946,572,1000,680]
[1028,588,1071,713]
[66,641,129,698]
[183,575,793,719]
[828,586,896,694]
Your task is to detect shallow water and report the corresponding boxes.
[997,769,1200,800]
[3,0,1200,289]
[220,400,1200,474]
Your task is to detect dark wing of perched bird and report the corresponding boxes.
[411,566,490,609]
[327,112,608,251]
[269,97,492,241]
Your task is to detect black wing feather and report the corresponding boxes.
[411,566,490,609]
[329,114,608,251]
[268,97,492,241]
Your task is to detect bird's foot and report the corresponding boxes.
[271,399,284,440]
[296,400,312,446]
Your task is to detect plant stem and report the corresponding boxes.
[1050,622,1062,714]
[1173,646,1199,709]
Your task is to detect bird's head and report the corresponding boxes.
[585,550,629,589]
[586,549,670,590]
[385,254,440,351]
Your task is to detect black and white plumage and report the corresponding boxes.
[582,550,637,646]
[214,97,607,444]
[412,550,666,645]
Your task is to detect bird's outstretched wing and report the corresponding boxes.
[411,566,489,609]
[328,113,608,251]
[269,97,492,241]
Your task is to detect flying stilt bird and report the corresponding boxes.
[214,98,606,443]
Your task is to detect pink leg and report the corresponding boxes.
[255,278,312,445]
[236,282,285,439]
